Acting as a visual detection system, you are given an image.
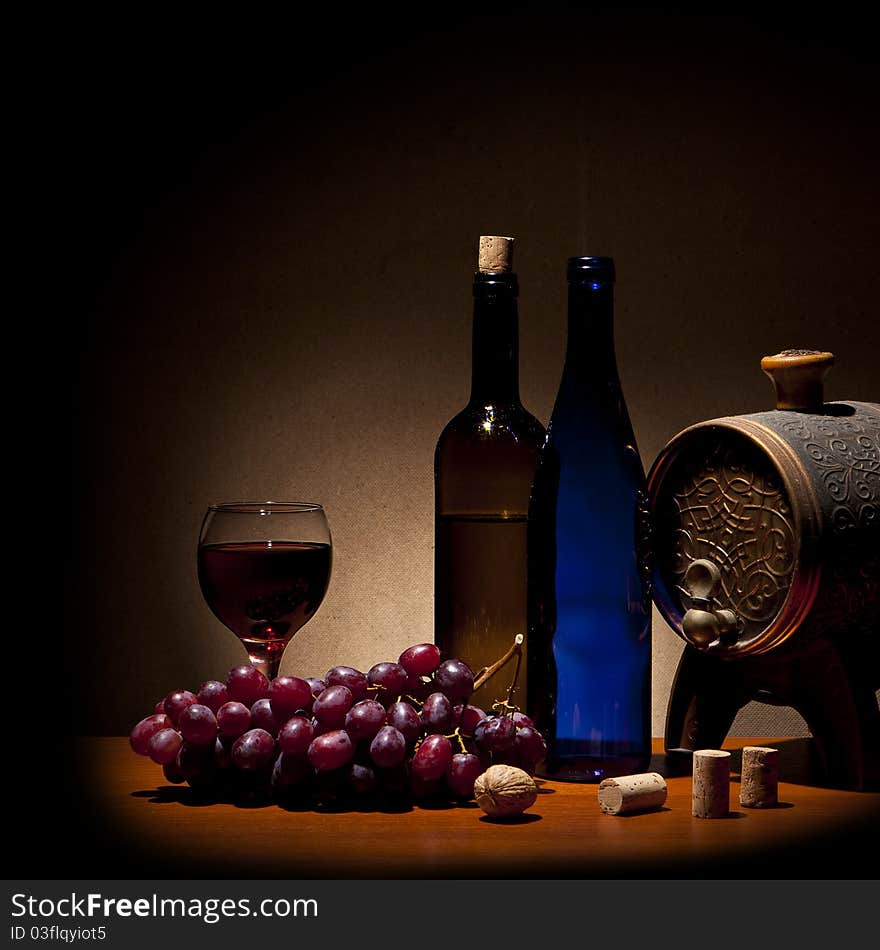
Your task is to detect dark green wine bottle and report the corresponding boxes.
[434,236,545,708]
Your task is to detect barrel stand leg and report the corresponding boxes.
[664,648,745,769]
[789,639,880,791]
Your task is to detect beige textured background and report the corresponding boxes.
[66,11,878,737]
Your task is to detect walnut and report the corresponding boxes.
[474,765,538,818]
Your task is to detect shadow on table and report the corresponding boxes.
[131,784,496,815]
[133,773,555,813]
[479,812,542,825]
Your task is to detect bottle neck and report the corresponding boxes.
[469,275,520,405]
[563,278,619,380]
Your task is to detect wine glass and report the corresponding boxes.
[197,502,332,681]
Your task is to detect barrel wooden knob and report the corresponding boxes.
[760,349,834,410]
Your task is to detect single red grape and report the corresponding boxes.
[312,684,354,728]
[386,701,421,744]
[421,692,455,734]
[369,725,407,768]
[325,666,368,701]
[344,700,387,741]
[225,665,270,706]
[148,728,183,765]
[251,698,283,737]
[163,690,198,727]
[269,675,313,719]
[515,725,548,773]
[411,734,453,782]
[178,703,218,746]
[307,730,355,771]
[474,715,517,753]
[446,752,482,799]
[130,713,171,756]
[455,704,487,736]
[278,716,314,757]
[231,728,276,771]
[162,760,186,784]
[217,701,251,738]
[196,680,229,714]
[398,643,441,677]
[433,658,475,702]
[367,662,408,700]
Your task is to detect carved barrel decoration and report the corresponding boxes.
[664,437,796,647]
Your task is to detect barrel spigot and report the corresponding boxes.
[680,559,742,651]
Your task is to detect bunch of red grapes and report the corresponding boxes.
[130,643,547,806]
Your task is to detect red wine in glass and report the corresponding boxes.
[197,503,332,679]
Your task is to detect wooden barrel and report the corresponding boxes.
[648,350,879,657]
[646,351,879,789]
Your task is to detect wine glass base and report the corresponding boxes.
[248,655,280,681]
[242,639,289,682]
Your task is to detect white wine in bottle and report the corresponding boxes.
[434,236,545,708]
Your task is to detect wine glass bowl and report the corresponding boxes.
[197,502,332,680]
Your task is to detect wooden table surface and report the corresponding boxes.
[73,736,879,879]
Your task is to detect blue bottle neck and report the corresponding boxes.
[563,279,619,383]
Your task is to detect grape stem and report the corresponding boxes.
[473,634,524,694]
[446,727,469,755]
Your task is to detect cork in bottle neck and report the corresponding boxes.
[474,235,518,298]
[477,235,514,274]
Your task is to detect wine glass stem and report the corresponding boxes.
[249,654,281,682]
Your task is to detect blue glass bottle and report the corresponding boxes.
[526,256,651,781]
